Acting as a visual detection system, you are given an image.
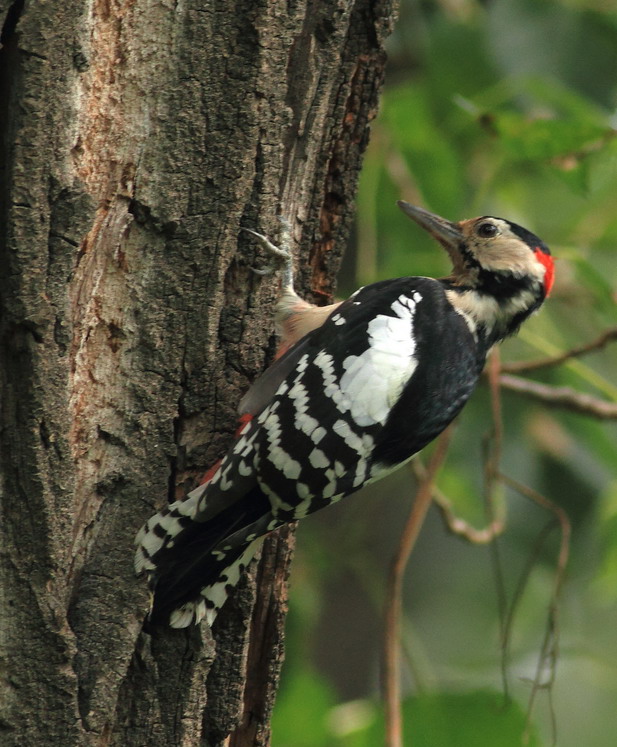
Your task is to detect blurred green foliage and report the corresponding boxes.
[274,683,540,746]
[272,1,617,745]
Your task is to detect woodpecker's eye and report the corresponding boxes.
[476,222,499,238]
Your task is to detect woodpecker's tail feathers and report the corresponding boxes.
[135,481,278,627]
[134,487,205,574]
[165,538,264,628]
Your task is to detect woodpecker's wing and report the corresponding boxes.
[137,275,484,626]
[241,276,484,521]
[238,333,316,417]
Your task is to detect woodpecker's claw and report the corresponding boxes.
[244,228,291,262]
[243,223,294,289]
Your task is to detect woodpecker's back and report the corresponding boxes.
[135,203,554,627]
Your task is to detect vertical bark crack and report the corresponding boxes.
[0,0,24,46]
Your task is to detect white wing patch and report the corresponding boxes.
[339,292,421,427]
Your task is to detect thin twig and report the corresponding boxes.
[500,519,557,652]
[484,350,512,697]
[498,516,556,734]
[411,460,505,544]
[382,426,453,747]
[498,472,571,746]
[484,351,506,539]
[500,326,617,374]
[498,374,617,419]
[415,351,506,545]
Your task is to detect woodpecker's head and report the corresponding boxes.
[398,201,554,341]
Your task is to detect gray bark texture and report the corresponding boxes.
[0,0,395,744]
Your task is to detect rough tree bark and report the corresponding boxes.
[0,0,395,744]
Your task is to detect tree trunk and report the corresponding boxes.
[0,0,394,744]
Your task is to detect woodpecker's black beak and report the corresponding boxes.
[397,202,465,269]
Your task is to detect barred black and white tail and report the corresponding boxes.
[135,477,278,627]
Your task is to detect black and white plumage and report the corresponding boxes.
[135,202,554,627]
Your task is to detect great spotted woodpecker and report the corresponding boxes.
[135,202,554,628]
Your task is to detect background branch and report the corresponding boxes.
[500,326,617,374]
[382,426,453,747]
[497,374,617,419]
[498,472,571,744]
[412,459,506,544]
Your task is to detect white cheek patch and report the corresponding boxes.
[473,224,546,281]
[338,293,421,427]
[446,289,497,334]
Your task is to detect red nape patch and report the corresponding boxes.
[535,248,555,296]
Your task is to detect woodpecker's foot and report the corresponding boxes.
[244,220,294,289]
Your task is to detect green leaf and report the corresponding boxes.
[493,114,608,162]
[347,691,542,747]
[271,669,338,747]
[593,482,617,604]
